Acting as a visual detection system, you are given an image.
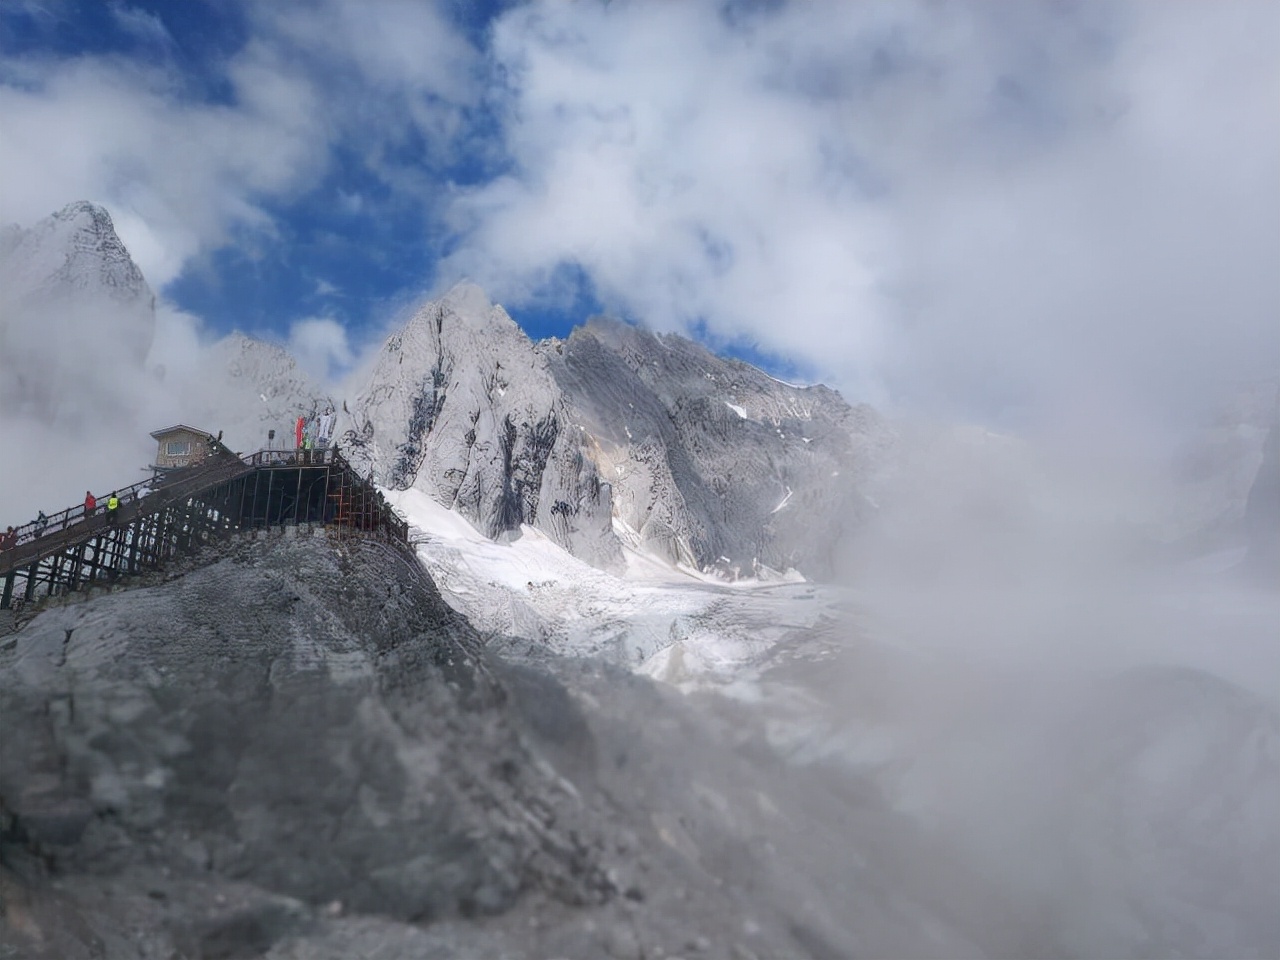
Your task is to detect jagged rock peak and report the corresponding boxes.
[393,281,517,337]
[346,282,621,568]
[439,280,514,328]
[542,314,890,577]
[3,200,152,306]
[343,282,895,579]
[0,200,158,420]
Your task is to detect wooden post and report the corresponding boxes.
[237,475,249,529]
[128,519,139,573]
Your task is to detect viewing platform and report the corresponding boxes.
[1,445,406,614]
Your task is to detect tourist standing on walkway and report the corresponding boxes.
[34,511,48,537]
[106,492,120,525]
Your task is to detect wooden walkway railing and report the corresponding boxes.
[1,448,407,613]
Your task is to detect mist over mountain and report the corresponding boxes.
[4,200,1271,580]
[2,201,1279,958]
[0,202,155,426]
[0,204,334,516]
[1245,403,1280,579]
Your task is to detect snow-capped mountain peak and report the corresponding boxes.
[0,201,157,431]
[2,201,152,311]
[345,282,621,568]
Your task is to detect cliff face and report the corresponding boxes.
[545,317,892,578]
[345,284,892,578]
[343,284,621,569]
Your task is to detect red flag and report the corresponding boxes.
[295,416,305,449]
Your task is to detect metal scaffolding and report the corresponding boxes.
[1,448,407,613]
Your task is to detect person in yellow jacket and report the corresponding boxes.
[106,492,121,526]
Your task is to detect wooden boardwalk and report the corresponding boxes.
[1,448,406,613]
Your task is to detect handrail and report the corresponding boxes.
[6,471,160,548]
[0,454,255,569]
[2,444,406,562]
[0,444,311,548]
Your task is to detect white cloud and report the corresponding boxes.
[442,1,1280,427]
[245,0,480,179]
[255,0,477,104]
[2,1,1274,432]
[448,3,898,373]
[0,0,477,290]
[287,315,354,383]
[108,2,173,48]
[0,46,328,286]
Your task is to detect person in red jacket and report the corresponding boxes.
[84,490,97,517]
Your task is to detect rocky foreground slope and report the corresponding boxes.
[4,527,1279,959]
[0,530,994,960]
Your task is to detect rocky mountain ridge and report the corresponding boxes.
[0,201,153,318]
[1,201,889,580]
[342,284,622,570]
[344,283,893,579]
[544,315,891,577]
[3,200,1271,584]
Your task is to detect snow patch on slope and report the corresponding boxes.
[383,486,832,686]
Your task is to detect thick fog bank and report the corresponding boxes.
[795,420,1280,957]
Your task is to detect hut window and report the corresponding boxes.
[166,440,192,456]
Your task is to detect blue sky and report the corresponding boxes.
[0,0,564,333]
[1,0,1277,426]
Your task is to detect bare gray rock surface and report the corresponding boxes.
[344,284,621,569]
[344,283,893,579]
[544,317,892,578]
[0,531,962,960]
[0,531,616,957]
[2,522,1277,958]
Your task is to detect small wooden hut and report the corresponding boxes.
[150,424,215,471]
